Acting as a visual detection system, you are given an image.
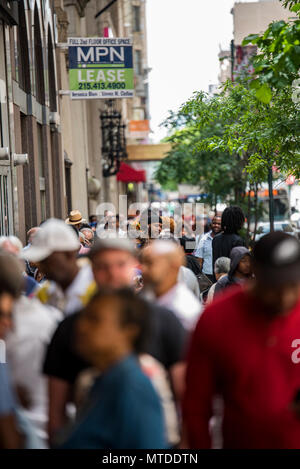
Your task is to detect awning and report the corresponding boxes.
[117,162,146,183]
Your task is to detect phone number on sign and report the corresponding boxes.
[78,82,126,90]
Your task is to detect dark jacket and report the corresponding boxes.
[43,302,187,385]
[185,254,202,277]
[212,232,245,274]
[214,246,250,296]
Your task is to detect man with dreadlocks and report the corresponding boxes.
[212,206,245,278]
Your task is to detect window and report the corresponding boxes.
[47,28,57,112]
[0,168,11,236]
[134,50,142,76]
[133,6,141,32]
[34,6,45,104]
[17,1,30,93]
[37,124,46,222]
[64,154,72,215]
[21,112,34,231]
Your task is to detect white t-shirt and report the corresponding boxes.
[36,263,95,316]
[6,296,62,443]
[156,282,202,331]
[178,266,200,299]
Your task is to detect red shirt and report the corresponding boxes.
[183,286,300,448]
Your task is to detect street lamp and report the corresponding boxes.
[100,100,127,177]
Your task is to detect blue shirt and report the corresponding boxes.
[0,363,16,417]
[59,355,167,449]
[193,231,213,275]
[24,275,39,297]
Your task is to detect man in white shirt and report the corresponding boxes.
[159,231,200,299]
[21,219,96,316]
[6,296,62,445]
[141,240,202,331]
[193,215,222,282]
[178,265,200,299]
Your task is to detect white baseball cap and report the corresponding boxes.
[21,218,80,263]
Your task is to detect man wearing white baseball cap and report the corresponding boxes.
[22,219,96,316]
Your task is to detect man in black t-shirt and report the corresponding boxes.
[43,304,186,383]
[43,237,187,441]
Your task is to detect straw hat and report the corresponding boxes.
[65,210,86,225]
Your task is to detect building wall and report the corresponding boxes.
[0,0,149,239]
[233,0,292,45]
[218,48,232,86]
[218,0,293,85]
[55,0,90,219]
[125,0,150,143]
[86,0,120,210]
[56,0,150,216]
[0,0,65,243]
[56,0,125,215]
[121,0,150,204]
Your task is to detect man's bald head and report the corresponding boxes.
[148,239,183,261]
[141,240,184,295]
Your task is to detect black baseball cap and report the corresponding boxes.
[253,231,300,286]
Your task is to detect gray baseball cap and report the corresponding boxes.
[89,233,137,258]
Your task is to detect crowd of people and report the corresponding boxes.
[1,205,300,449]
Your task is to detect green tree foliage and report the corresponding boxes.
[195,83,300,179]
[155,0,300,231]
[243,20,300,100]
[156,80,300,194]
[155,116,242,204]
[280,0,300,13]
[243,1,300,101]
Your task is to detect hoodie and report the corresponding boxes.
[214,247,251,297]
